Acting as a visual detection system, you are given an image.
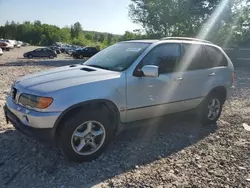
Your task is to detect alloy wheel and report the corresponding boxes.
[207,98,221,120]
[71,120,106,155]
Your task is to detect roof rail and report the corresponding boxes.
[161,37,213,44]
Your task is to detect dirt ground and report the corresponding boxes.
[0,47,250,188]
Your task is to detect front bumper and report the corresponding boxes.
[4,105,55,141]
[4,96,62,141]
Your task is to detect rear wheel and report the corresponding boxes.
[79,55,83,59]
[49,55,54,59]
[58,110,113,162]
[28,54,33,59]
[198,93,224,125]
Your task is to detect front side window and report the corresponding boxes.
[84,42,150,71]
[140,43,181,74]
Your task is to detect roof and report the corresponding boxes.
[123,37,214,45]
[161,37,213,44]
[123,40,159,43]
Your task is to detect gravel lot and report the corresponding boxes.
[0,47,250,188]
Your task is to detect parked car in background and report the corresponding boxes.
[72,47,99,59]
[6,40,17,48]
[18,41,23,46]
[0,48,3,56]
[15,41,21,48]
[49,46,61,54]
[3,37,234,162]
[22,42,30,46]
[23,48,57,59]
[0,40,14,51]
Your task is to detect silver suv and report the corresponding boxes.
[4,37,234,162]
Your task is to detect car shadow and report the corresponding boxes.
[0,59,86,67]
[0,113,218,188]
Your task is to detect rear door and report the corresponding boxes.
[90,47,98,56]
[204,45,231,90]
[178,43,214,101]
[40,49,49,57]
[33,48,43,57]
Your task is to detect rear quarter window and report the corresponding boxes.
[205,46,228,67]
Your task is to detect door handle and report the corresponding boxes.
[174,77,183,81]
[208,73,215,76]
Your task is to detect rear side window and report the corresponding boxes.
[205,46,227,67]
[182,44,212,71]
[141,43,181,74]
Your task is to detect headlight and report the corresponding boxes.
[19,94,53,109]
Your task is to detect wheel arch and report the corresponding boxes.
[208,86,227,103]
[53,99,121,137]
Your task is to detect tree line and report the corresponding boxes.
[0,21,126,49]
[129,0,250,47]
[1,0,250,48]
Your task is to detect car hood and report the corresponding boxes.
[15,65,121,93]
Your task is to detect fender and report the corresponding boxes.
[53,99,121,135]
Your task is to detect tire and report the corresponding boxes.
[79,55,83,59]
[58,110,113,162]
[28,54,33,59]
[198,92,224,125]
[49,55,54,59]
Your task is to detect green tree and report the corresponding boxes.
[71,22,83,39]
[0,20,121,48]
[129,0,248,45]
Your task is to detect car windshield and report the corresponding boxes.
[83,42,150,72]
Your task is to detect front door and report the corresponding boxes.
[126,43,188,122]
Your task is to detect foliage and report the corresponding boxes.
[129,0,250,47]
[2,1,249,49]
[0,21,121,49]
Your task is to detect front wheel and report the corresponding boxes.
[58,111,113,162]
[198,93,224,125]
[49,55,54,59]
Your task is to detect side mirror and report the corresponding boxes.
[141,65,159,77]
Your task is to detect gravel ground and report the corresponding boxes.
[0,47,250,188]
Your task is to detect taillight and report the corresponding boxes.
[1,43,7,47]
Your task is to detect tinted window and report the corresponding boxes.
[91,48,97,52]
[183,44,211,71]
[47,49,53,54]
[205,46,227,67]
[34,49,42,52]
[141,43,181,74]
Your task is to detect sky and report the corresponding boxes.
[0,0,140,34]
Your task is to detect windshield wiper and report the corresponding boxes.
[86,65,112,71]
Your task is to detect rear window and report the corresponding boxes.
[205,46,228,67]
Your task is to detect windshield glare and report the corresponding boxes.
[84,42,150,71]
